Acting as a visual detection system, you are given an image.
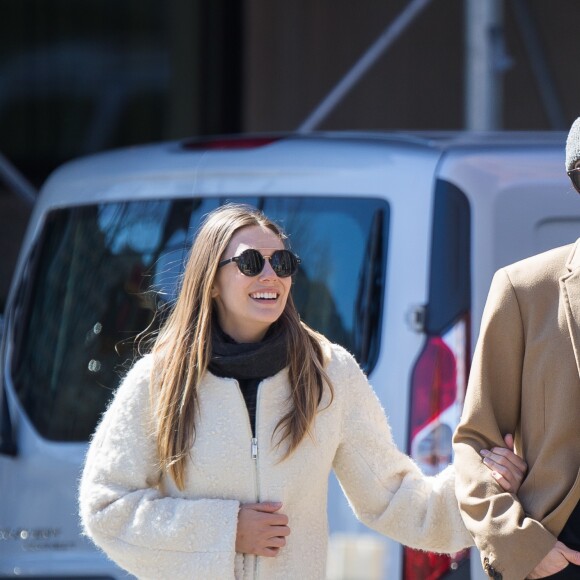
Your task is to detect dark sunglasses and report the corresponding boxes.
[218,248,301,278]
[567,168,580,194]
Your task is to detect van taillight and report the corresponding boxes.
[404,315,470,580]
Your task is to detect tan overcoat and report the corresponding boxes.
[454,240,580,579]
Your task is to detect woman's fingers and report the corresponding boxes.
[267,535,287,548]
[503,433,515,450]
[236,502,291,557]
[484,461,516,491]
[480,451,518,490]
[490,444,527,473]
[480,435,528,492]
[272,524,291,537]
[480,449,523,476]
[258,534,289,556]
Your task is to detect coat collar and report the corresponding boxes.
[560,238,580,377]
[565,238,580,272]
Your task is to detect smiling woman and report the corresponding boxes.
[78,203,526,580]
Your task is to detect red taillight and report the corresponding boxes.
[180,136,280,150]
[409,336,456,442]
[404,550,466,580]
[404,315,470,579]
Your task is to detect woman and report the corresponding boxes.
[79,203,525,579]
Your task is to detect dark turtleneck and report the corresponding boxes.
[207,320,288,436]
[559,499,580,552]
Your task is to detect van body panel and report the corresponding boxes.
[1,131,574,579]
[437,145,578,343]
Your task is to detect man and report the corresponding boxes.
[454,117,580,580]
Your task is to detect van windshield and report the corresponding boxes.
[11,196,389,441]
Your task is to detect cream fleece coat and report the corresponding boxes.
[79,341,472,579]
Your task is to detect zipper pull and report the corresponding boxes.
[251,438,258,460]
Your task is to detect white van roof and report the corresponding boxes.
[39,131,567,206]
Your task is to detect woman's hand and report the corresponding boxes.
[480,433,527,492]
[236,501,291,557]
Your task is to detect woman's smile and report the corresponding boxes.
[249,290,279,301]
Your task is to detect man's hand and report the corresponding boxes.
[235,501,291,557]
[527,541,580,578]
[480,433,528,492]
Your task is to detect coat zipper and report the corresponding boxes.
[232,379,263,579]
[253,383,263,579]
[251,437,258,459]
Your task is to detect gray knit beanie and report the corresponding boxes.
[566,117,580,170]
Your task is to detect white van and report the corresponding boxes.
[1,131,578,580]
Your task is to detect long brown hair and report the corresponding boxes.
[151,203,332,489]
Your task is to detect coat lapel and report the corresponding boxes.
[560,239,580,377]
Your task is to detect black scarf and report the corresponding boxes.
[208,321,289,437]
[208,320,289,380]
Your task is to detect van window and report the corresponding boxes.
[425,180,471,335]
[11,196,389,441]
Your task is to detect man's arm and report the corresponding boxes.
[453,269,556,580]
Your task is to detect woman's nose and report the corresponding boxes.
[259,257,278,279]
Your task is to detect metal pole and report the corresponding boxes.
[464,0,508,130]
[510,0,566,130]
[297,0,433,133]
[0,152,36,205]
